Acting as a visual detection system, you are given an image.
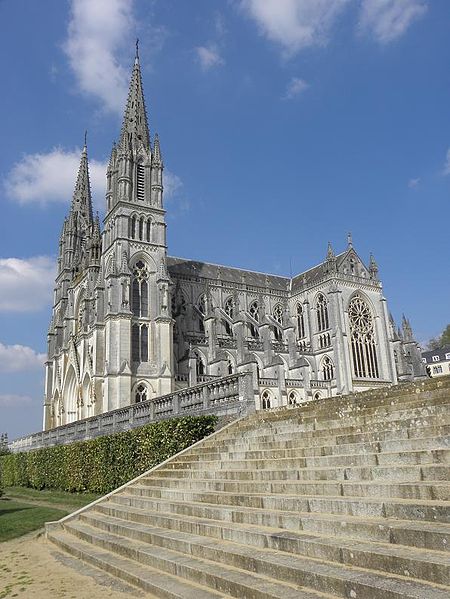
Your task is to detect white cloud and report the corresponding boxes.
[0,343,46,373]
[358,0,427,44]
[164,171,183,200]
[4,148,107,209]
[195,45,225,70]
[0,257,56,312]
[284,77,310,99]
[0,394,33,407]
[239,0,351,56]
[408,177,420,188]
[64,0,135,113]
[443,148,450,176]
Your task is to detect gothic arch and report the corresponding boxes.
[193,349,207,377]
[261,389,273,410]
[321,355,334,381]
[132,380,155,404]
[347,293,379,379]
[81,373,92,419]
[315,292,329,332]
[63,365,78,424]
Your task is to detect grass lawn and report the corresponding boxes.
[0,499,68,543]
[4,487,99,509]
[0,488,100,542]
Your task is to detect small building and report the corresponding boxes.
[422,345,450,378]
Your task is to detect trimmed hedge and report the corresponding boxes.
[0,415,217,495]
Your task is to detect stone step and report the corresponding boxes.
[121,485,450,522]
[47,528,231,599]
[217,400,450,439]
[95,500,450,552]
[210,413,450,448]
[167,449,450,471]
[153,463,450,483]
[111,491,450,525]
[70,512,450,599]
[61,520,337,599]
[79,510,450,587]
[201,423,450,455]
[191,436,450,461]
[135,478,450,501]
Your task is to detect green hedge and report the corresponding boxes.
[0,415,217,495]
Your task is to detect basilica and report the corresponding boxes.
[43,50,424,430]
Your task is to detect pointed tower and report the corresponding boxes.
[324,241,337,274]
[369,253,379,280]
[101,45,173,411]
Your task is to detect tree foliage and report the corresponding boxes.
[428,324,450,350]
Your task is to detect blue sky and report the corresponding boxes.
[0,0,449,439]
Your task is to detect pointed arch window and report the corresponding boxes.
[316,294,329,332]
[197,294,207,333]
[135,383,147,403]
[297,303,306,339]
[322,356,334,381]
[249,301,259,322]
[224,297,235,336]
[136,163,145,201]
[129,215,137,239]
[195,352,205,377]
[348,295,379,379]
[132,260,149,317]
[273,304,283,325]
[261,390,271,410]
[146,219,151,242]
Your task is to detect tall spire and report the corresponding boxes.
[71,137,93,223]
[119,44,150,150]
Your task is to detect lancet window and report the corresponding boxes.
[316,294,329,332]
[132,261,149,317]
[297,303,306,339]
[224,297,235,335]
[348,295,379,379]
[195,352,205,377]
[261,390,271,410]
[322,356,334,381]
[273,304,283,325]
[135,383,147,403]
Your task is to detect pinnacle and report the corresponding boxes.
[119,48,150,150]
[71,142,93,224]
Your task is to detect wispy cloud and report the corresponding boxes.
[4,148,107,209]
[0,394,33,407]
[195,45,225,71]
[284,77,309,99]
[0,257,55,312]
[164,171,183,199]
[443,148,450,176]
[238,0,351,57]
[64,0,135,114]
[358,0,427,44]
[0,343,46,373]
[408,177,420,188]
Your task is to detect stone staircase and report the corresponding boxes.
[46,376,450,598]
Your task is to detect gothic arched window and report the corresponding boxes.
[146,219,151,242]
[316,294,329,332]
[273,304,283,325]
[195,352,205,377]
[288,391,298,406]
[135,383,147,403]
[197,295,207,333]
[129,215,136,239]
[132,261,149,317]
[261,390,271,410]
[297,303,305,339]
[348,295,379,379]
[322,356,334,381]
[224,297,235,319]
[249,301,259,322]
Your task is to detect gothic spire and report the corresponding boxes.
[369,253,379,279]
[119,44,150,150]
[153,133,162,164]
[326,241,335,261]
[71,138,93,223]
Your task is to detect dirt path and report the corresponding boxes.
[0,530,151,598]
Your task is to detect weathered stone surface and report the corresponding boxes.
[47,376,450,598]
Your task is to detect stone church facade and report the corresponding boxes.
[43,51,424,430]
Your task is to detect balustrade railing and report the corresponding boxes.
[9,372,255,453]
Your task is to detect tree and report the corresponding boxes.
[428,324,450,350]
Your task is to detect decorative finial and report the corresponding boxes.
[84,130,87,148]
[347,232,353,247]
[135,38,139,60]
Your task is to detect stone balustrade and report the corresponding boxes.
[9,372,255,453]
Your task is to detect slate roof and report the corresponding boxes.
[291,252,347,292]
[167,257,290,291]
[421,345,450,363]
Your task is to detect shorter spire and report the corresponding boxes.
[153,133,162,164]
[369,253,378,279]
[326,241,335,261]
